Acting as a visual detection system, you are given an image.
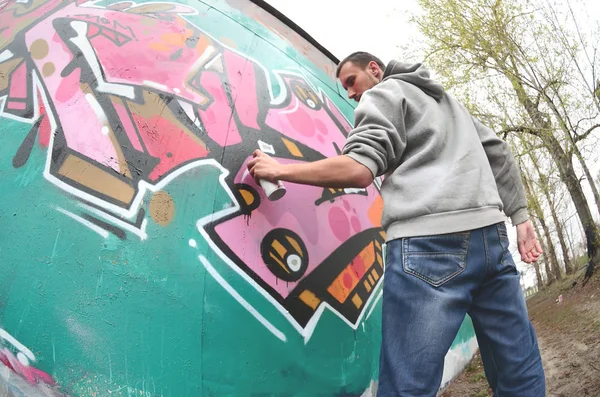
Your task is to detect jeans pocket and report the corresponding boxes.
[496,223,518,273]
[402,232,470,287]
[497,222,508,239]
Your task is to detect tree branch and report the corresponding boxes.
[499,126,542,139]
[574,124,600,143]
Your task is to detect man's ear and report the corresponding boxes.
[368,61,380,77]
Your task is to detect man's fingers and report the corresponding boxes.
[247,158,258,170]
[518,240,532,263]
[249,164,259,180]
[518,238,543,263]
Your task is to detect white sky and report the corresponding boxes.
[265,0,600,288]
[265,0,422,64]
[266,0,600,64]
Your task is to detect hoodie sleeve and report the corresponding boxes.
[472,116,529,225]
[342,82,407,178]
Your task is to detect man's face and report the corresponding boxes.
[338,61,382,102]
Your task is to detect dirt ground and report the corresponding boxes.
[441,270,600,397]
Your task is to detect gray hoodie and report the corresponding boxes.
[342,60,528,240]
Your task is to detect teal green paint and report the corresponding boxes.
[0,1,474,396]
[451,316,475,349]
[0,117,381,396]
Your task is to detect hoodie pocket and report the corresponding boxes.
[402,232,470,287]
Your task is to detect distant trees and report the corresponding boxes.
[414,0,600,286]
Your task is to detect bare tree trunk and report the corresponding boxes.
[530,215,548,287]
[538,86,600,218]
[504,66,600,256]
[571,141,600,218]
[522,137,574,274]
[523,172,562,282]
[539,215,563,281]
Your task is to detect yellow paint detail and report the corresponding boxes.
[299,290,320,310]
[286,236,303,257]
[352,294,363,309]
[149,42,170,52]
[149,191,175,226]
[240,189,255,206]
[30,39,48,60]
[372,269,380,281]
[281,138,303,158]
[269,252,290,274]
[271,239,287,258]
[376,253,383,266]
[58,155,135,205]
[42,62,55,77]
[363,280,372,293]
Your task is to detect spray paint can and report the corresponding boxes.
[258,179,286,201]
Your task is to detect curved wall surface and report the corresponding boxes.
[0,1,477,395]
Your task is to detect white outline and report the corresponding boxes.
[143,80,168,91]
[77,202,148,240]
[55,206,110,238]
[0,49,14,63]
[365,289,383,321]
[278,96,300,115]
[85,93,108,124]
[16,352,30,366]
[198,255,286,342]
[257,140,275,154]
[204,53,222,71]
[0,329,36,362]
[69,21,135,99]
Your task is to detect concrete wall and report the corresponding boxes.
[0,1,477,395]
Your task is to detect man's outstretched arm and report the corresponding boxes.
[249,81,408,190]
[247,150,374,189]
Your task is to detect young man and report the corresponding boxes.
[248,52,545,397]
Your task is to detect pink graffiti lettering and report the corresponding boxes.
[0,0,385,333]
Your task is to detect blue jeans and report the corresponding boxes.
[377,222,545,397]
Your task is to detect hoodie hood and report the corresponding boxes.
[382,60,444,100]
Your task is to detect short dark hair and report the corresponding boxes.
[336,51,386,78]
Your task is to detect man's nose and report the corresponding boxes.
[348,89,356,100]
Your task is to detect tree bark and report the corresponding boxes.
[539,90,600,219]
[506,72,600,263]
[523,173,562,281]
[522,138,574,274]
[571,141,600,218]
[529,215,549,287]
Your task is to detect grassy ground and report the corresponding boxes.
[440,270,600,397]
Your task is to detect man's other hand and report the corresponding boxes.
[516,220,543,263]
[247,150,283,183]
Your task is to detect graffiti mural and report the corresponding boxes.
[0,0,384,340]
[0,0,476,395]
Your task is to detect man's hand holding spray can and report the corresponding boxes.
[245,145,286,201]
